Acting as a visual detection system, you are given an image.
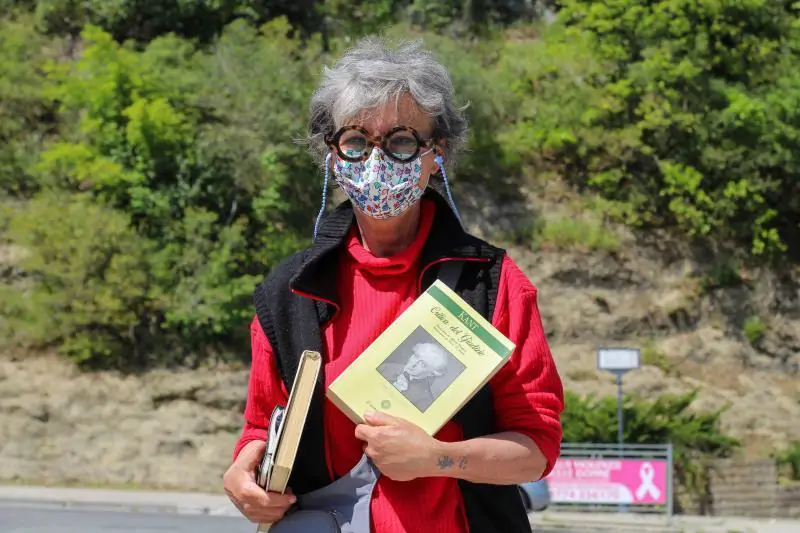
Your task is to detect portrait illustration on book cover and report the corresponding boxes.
[376,326,466,412]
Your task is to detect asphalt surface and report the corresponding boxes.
[0,504,255,533]
[2,487,797,533]
[0,503,576,533]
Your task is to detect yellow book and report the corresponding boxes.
[327,279,515,436]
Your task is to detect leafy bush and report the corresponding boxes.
[501,1,800,257]
[2,21,320,367]
[21,0,544,45]
[0,15,59,197]
[742,315,767,346]
[30,0,324,43]
[0,17,526,367]
[379,24,519,186]
[776,441,800,482]
[0,193,154,365]
[1,2,798,368]
[563,390,740,506]
[700,257,746,291]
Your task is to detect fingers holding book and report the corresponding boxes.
[355,410,439,482]
[233,485,296,524]
[223,440,297,523]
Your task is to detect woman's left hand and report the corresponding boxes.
[354,410,439,482]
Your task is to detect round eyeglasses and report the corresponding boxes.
[325,125,437,164]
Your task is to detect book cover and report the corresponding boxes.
[327,279,516,436]
[255,350,321,533]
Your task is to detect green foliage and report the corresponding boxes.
[496,24,606,173]
[1,9,532,367]
[504,0,800,256]
[381,24,516,184]
[2,20,321,367]
[0,0,36,14]
[641,341,673,374]
[563,389,740,504]
[776,441,800,481]
[563,390,738,454]
[532,215,621,253]
[1,2,799,368]
[322,0,400,37]
[25,0,541,44]
[742,315,767,346]
[0,193,154,366]
[700,257,746,292]
[404,0,540,34]
[0,15,58,197]
[31,0,320,43]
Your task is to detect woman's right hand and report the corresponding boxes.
[223,439,297,523]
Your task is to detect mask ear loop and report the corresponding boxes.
[313,152,332,240]
[435,154,462,225]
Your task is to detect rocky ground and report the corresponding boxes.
[0,183,798,493]
[0,353,247,492]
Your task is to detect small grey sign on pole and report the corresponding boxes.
[597,347,640,447]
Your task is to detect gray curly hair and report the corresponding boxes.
[306,36,469,171]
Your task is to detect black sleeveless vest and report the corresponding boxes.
[253,189,532,533]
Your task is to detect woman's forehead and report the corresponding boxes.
[351,94,432,133]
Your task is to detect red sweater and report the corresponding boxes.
[234,199,564,533]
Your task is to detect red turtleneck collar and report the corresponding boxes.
[344,199,436,277]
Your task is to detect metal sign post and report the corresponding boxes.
[597,347,641,447]
[597,347,640,513]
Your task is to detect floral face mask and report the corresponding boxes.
[333,147,430,219]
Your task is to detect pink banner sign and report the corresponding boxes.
[546,458,668,505]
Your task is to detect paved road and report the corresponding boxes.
[2,487,797,533]
[0,503,579,533]
[0,504,255,533]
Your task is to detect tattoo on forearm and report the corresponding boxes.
[437,455,468,470]
[437,455,454,469]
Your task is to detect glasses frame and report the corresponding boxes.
[325,125,438,164]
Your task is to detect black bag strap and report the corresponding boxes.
[437,260,464,290]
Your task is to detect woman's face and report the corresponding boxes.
[335,93,441,190]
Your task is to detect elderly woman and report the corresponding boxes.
[223,37,564,533]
